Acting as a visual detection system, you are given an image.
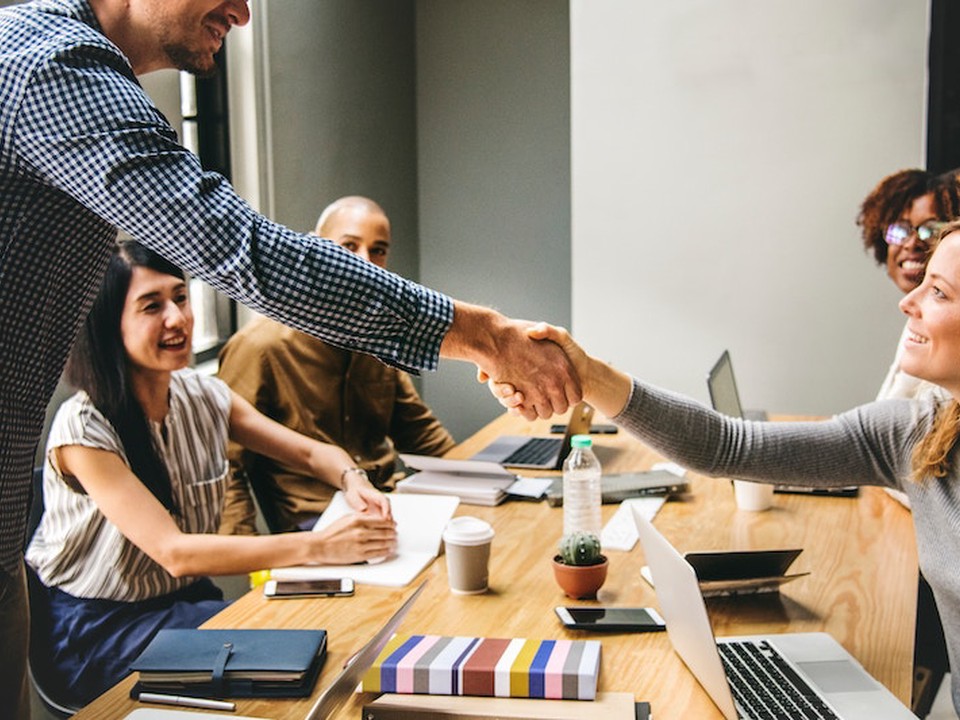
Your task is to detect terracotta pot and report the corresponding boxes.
[552,555,608,599]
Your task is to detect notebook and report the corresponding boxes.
[707,350,858,498]
[130,628,326,697]
[123,580,428,720]
[631,509,914,719]
[470,402,594,469]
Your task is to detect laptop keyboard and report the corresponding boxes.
[718,640,840,720]
[502,437,561,466]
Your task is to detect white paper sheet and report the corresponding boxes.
[269,492,459,587]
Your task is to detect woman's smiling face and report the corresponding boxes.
[886,193,936,294]
[899,230,960,396]
[120,265,193,375]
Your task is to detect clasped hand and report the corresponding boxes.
[314,469,396,564]
[483,322,587,417]
[474,318,583,420]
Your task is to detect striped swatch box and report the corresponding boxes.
[361,635,601,700]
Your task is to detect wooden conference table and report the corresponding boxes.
[74,410,919,719]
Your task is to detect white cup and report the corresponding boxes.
[733,480,774,512]
[442,517,495,594]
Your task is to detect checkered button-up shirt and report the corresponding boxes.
[0,0,454,573]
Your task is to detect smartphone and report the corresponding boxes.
[554,606,665,632]
[263,578,354,598]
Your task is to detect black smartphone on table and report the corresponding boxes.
[554,606,665,632]
[263,578,355,598]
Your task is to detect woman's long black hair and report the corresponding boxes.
[65,241,186,512]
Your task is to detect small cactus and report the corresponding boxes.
[557,531,603,566]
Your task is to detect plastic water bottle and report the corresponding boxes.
[562,434,602,537]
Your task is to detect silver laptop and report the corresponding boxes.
[632,509,915,720]
[124,580,428,720]
[706,350,768,422]
[470,401,594,469]
[707,350,857,498]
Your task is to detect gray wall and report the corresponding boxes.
[232,0,420,281]
[415,1,572,439]
[228,0,571,441]
[570,0,928,414]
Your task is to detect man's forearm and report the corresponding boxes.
[439,301,506,367]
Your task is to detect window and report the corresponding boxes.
[178,53,237,364]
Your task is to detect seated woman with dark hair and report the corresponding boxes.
[25,241,397,706]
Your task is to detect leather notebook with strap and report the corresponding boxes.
[129,628,327,698]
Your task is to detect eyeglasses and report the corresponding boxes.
[884,220,949,246]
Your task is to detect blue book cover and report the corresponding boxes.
[130,628,327,698]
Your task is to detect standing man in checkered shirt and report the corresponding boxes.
[0,1,579,716]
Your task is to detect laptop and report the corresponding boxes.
[632,509,915,720]
[706,350,768,422]
[124,580,428,720]
[707,350,858,498]
[470,401,594,469]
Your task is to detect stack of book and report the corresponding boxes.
[396,455,520,506]
[361,635,601,700]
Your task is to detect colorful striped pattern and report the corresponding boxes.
[361,636,601,700]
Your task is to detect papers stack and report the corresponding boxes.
[396,454,519,506]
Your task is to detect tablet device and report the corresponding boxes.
[641,548,809,597]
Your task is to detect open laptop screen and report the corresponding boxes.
[706,350,744,418]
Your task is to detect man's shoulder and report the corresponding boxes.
[1,0,113,53]
[0,0,126,97]
[225,316,292,350]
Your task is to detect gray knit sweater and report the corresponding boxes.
[614,378,960,715]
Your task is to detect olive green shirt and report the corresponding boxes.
[217,316,455,533]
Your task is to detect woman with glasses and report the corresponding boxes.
[857,168,960,401]
[24,242,397,706]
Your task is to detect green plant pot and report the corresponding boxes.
[552,554,608,599]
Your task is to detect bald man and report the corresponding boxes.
[218,197,456,534]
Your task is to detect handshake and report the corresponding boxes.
[441,302,630,422]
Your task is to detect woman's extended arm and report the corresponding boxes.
[227,391,391,519]
[56,444,396,577]
[492,323,918,490]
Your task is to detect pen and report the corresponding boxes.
[139,692,236,712]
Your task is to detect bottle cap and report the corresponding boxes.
[570,434,592,448]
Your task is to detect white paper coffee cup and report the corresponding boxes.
[733,480,774,511]
[442,516,494,595]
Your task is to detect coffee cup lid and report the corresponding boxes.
[442,516,494,546]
